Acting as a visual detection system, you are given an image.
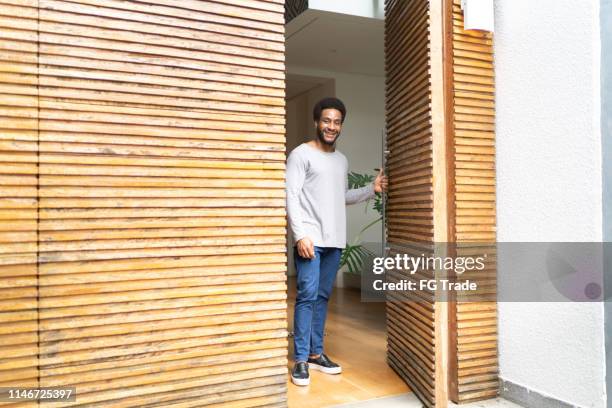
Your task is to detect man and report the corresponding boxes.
[286,97,388,386]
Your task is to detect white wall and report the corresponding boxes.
[285,91,307,155]
[495,0,605,406]
[286,80,334,154]
[601,1,612,405]
[286,65,386,269]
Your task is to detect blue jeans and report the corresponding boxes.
[293,246,342,362]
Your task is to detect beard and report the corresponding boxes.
[317,127,340,146]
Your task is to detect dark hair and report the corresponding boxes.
[313,97,347,123]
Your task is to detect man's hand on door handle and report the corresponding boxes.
[374,168,388,193]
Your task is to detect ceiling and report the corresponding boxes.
[285,9,385,79]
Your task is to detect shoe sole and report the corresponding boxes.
[291,376,310,386]
[308,363,342,374]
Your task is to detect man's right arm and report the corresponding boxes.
[286,150,314,258]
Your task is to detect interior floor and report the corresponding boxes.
[286,277,410,407]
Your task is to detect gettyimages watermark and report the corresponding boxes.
[359,242,611,302]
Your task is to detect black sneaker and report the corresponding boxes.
[291,361,310,386]
[307,353,342,374]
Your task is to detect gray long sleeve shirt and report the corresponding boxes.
[286,143,376,249]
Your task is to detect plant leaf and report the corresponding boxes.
[348,171,374,189]
[340,244,374,275]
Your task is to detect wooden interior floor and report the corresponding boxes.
[286,277,410,408]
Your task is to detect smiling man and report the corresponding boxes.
[286,97,388,386]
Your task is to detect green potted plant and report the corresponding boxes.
[338,170,384,286]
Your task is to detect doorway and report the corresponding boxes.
[283,7,410,407]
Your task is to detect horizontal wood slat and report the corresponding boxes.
[37,0,288,403]
[448,0,498,403]
[0,0,288,406]
[385,1,440,407]
[284,0,307,23]
[0,2,38,405]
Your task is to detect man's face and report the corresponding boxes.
[315,108,343,145]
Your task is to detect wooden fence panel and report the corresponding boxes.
[0,1,39,407]
[33,1,288,406]
[447,0,499,403]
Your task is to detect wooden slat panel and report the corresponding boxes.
[284,0,308,24]
[20,1,288,406]
[385,1,447,407]
[0,2,38,405]
[448,0,499,403]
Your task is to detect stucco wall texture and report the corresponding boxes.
[494,0,605,406]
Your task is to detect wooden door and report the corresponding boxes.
[384,1,449,406]
[384,0,498,406]
[1,1,289,406]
